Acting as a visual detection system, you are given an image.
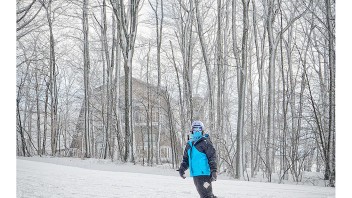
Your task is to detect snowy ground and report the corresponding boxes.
[17,157,335,198]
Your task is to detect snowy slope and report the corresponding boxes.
[17,159,335,198]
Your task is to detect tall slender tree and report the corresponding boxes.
[235,0,250,180]
[149,0,164,165]
[110,0,141,162]
[82,0,91,158]
[40,0,59,156]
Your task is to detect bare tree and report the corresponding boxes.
[82,0,91,158]
[325,0,335,187]
[251,0,266,177]
[235,0,250,180]
[149,0,164,165]
[34,66,41,155]
[40,0,59,156]
[169,40,185,146]
[195,0,215,134]
[98,0,112,160]
[110,0,141,162]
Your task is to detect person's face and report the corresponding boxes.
[192,126,202,132]
[190,126,202,139]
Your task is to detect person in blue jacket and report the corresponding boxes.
[177,121,217,198]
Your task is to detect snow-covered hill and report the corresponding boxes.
[17,158,335,198]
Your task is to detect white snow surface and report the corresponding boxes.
[17,157,335,198]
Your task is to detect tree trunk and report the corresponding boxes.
[42,0,58,156]
[83,0,91,158]
[235,0,249,180]
[251,0,265,176]
[169,40,185,147]
[35,69,41,155]
[146,43,151,165]
[266,0,275,182]
[216,0,223,144]
[195,0,214,133]
[43,80,49,155]
[279,4,288,180]
[17,98,29,157]
[102,0,111,160]
[110,0,140,163]
[149,0,164,165]
[114,17,123,161]
[325,0,335,187]
[123,60,131,162]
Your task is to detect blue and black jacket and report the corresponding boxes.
[179,134,217,177]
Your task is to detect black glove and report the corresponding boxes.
[177,169,186,179]
[211,171,217,182]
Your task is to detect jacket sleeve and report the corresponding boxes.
[179,144,190,171]
[204,138,217,172]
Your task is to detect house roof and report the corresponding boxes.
[93,76,167,95]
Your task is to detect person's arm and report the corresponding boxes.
[204,138,217,173]
[177,144,190,179]
[204,138,217,181]
[179,144,190,171]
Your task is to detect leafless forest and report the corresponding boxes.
[16,0,335,186]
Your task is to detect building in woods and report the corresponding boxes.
[70,76,177,163]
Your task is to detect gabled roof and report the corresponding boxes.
[93,76,166,95]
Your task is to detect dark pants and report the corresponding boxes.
[193,175,216,198]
